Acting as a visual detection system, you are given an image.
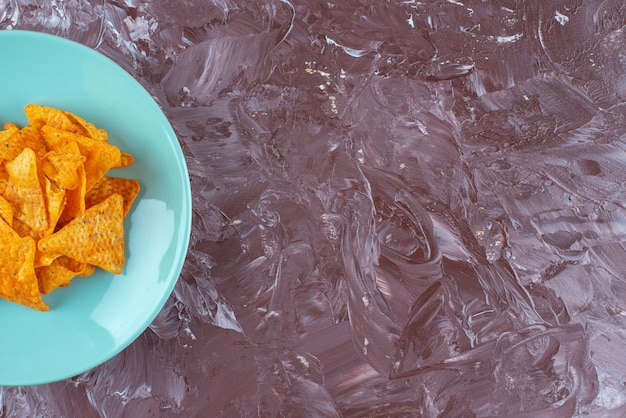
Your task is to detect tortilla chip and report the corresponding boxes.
[85,176,140,218]
[4,148,48,232]
[17,126,47,157]
[0,164,8,195]
[38,194,125,274]
[58,162,86,225]
[78,264,96,277]
[0,194,12,226]
[41,139,85,190]
[0,124,22,162]
[42,177,66,234]
[24,104,88,136]
[113,152,134,168]
[36,255,92,294]
[0,217,19,246]
[2,122,18,130]
[0,237,49,311]
[64,111,108,142]
[40,126,121,192]
[0,125,46,162]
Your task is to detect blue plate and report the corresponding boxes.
[0,30,191,385]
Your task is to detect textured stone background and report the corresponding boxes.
[2,0,626,416]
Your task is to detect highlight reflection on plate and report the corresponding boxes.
[0,30,191,386]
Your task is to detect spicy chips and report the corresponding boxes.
[0,105,139,311]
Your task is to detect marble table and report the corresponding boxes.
[1,0,625,416]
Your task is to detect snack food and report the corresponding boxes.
[0,105,139,311]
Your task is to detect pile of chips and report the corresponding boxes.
[0,105,139,311]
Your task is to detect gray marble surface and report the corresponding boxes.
[2,0,626,416]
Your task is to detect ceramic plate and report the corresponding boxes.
[0,30,191,385]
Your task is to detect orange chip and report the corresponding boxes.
[41,140,85,190]
[113,152,134,168]
[24,104,89,136]
[42,177,66,234]
[36,260,75,294]
[86,176,140,218]
[0,237,49,311]
[2,122,18,130]
[0,123,18,140]
[39,124,67,149]
[4,148,48,232]
[78,264,96,277]
[58,162,86,225]
[38,194,125,274]
[40,126,121,192]
[34,179,65,267]
[0,124,21,162]
[36,255,91,294]
[0,125,46,161]
[0,163,8,195]
[64,111,108,142]
[17,126,47,158]
[0,194,12,226]
[12,217,51,243]
[0,217,19,246]
[11,217,36,239]
[76,137,121,192]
